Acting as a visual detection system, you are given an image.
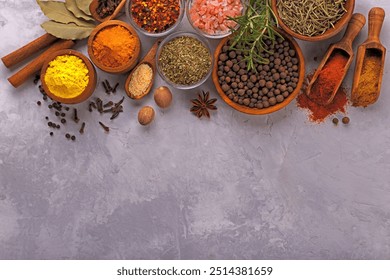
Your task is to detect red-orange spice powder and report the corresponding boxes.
[310,51,349,104]
[297,74,348,123]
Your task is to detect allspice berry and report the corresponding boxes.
[154,86,172,109]
[138,106,155,126]
[342,117,350,124]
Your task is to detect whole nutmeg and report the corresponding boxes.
[154,86,172,109]
[138,106,155,126]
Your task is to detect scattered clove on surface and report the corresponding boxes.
[73,108,80,123]
[96,98,103,113]
[79,122,86,134]
[99,121,110,133]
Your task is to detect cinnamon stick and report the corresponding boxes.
[1,33,58,68]
[8,40,75,88]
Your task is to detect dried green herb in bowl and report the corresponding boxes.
[277,0,347,37]
[157,32,213,89]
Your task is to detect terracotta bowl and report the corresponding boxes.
[87,20,141,74]
[271,0,355,42]
[212,30,305,115]
[41,49,97,104]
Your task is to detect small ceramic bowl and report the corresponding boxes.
[156,32,213,90]
[271,0,355,42]
[87,20,141,74]
[125,0,184,38]
[89,0,127,22]
[186,0,245,39]
[212,30,305,115]
[41,49,97,104]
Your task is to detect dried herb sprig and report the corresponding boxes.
[277,0,347,37]
[228,0,281,70]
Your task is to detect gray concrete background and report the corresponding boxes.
[0,0,389,259]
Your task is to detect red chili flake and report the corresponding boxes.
[131,0,180,33]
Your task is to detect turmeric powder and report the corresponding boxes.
[353,49,383,107]
[92,25,137,68]
[44,55,89,99]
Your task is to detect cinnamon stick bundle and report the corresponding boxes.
[1,33,58,68]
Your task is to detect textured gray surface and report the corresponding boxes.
[0,0,390,260]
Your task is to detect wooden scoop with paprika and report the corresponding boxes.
[306,13,366,106]
[351,7,386,107]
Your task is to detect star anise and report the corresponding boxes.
[190,91,217,118]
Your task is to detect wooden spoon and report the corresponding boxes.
[125,39,162,100]
[306,13,366,106]
[351,7,386,107]
[89,0,127,22]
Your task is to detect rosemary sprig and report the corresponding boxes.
[228,0,281,71]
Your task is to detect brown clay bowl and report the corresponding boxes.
[271,0,355,42]
[40,49,97,104]
[212,30,305,115]
[87,20,141,74]
[89,0,127,22]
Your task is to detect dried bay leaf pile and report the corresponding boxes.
[37,0,96,40]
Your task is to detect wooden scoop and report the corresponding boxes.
[125,39,162,100]
[89,0,126,22]
[306,13,366,105]
[351,7,386,107]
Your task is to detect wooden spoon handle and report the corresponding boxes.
[340,13,366,47]
[368,7,385,42]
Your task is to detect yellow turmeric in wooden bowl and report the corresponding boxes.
[40,49,97,104]
[87,20,141,74]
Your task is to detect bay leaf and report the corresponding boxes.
[65,0,94,22]
[76,0,93,16]
[37,0,95,27]
[41,20,94,40]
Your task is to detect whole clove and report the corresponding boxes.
[73,108,79,123]
[96,98,103,113]
[99,121,110,133]
[113,83,119,93]
[79,122,86,134]
[102,81,109,93]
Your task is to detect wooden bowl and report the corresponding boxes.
[212,30,305,115]
[40,49,97,104]
[87,20,141,74]
[89,0,127,22]
[271,0,355,42]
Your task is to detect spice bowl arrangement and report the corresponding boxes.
[125,0,184,38]
[213,30,305,115]
[40,49,97,104]
[87,20,141,74]
[156,32,213,90]
[271,0,355,42]
[186,0,245,39]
